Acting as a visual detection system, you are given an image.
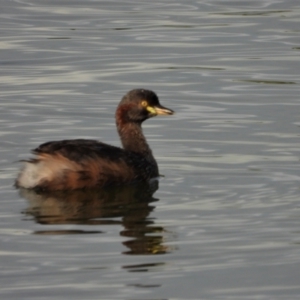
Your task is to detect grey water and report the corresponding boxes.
[1,0,300,299]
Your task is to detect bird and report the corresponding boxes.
[15,89,174,191]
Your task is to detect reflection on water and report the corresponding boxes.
[19,180,170,255]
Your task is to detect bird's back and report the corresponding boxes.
[16,139,158,191]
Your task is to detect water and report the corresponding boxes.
[1,0,300,299]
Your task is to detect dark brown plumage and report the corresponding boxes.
[15,89,174,191]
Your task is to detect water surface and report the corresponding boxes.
[1,0,300,299]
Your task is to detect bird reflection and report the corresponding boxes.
[19,180,170,255]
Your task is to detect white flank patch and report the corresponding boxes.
[17,161,46,188]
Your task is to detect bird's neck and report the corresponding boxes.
[115,105,155,160]
[117,121,153,156]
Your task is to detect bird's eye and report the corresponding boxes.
[141,101,148,107]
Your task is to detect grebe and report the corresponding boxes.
[15,89,174,191]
